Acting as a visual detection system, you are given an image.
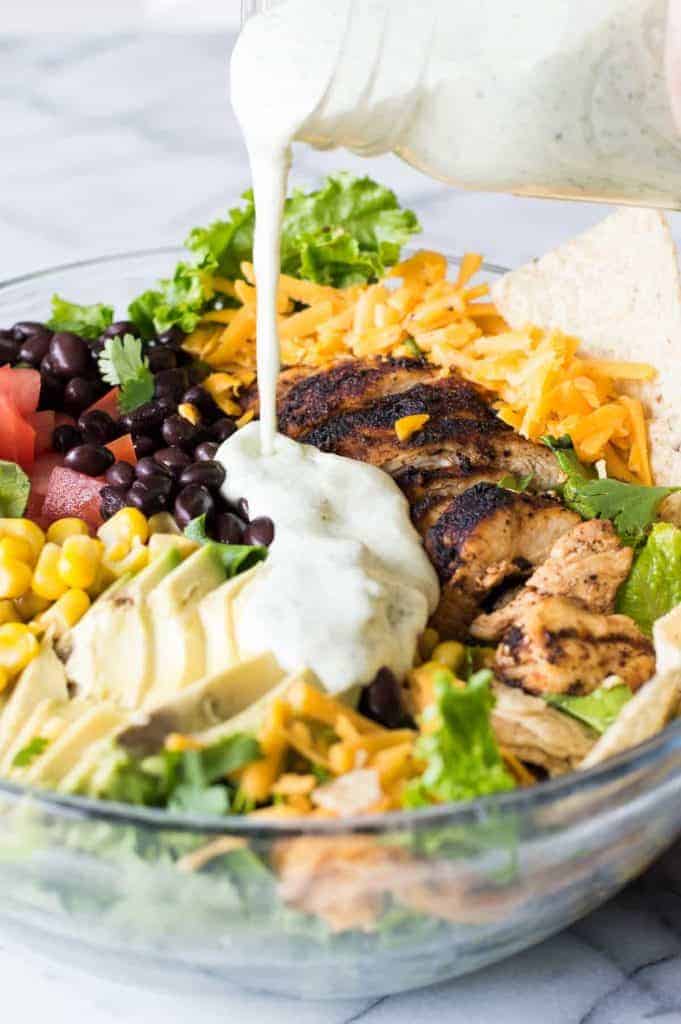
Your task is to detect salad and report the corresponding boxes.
[0,175,680,829]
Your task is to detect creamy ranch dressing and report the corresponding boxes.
[217,424,438,694]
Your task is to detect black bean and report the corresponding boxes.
[127,481,168,516]
[174,484,214,529]
[38,372,64,411]
[179,459,226,491]
[19,333,52,367]
[64,443,114,477]
[358,668,405,729]
[0,329,19,365]
[211,417,236,443]
[133,435,157,459]
[52,424,83,454]
[236,497,249,522]
[161,413,198,450]
[194,440,219,462]
[49,332,92,378]
[78,409,116,445]
[105,461,136,489]
[147,347,178,374]
[243,516,274,547]
[135,457,172,493]
[12,321,50,343]
[154,367,189,403]
[121,399,168,437]
[156,326,185,347]
[100,485,129,520]
[153,446,192,479]
[213,512,244,545]
[182,385,221,421]
[63,377,101,417]
[101,320,137,341]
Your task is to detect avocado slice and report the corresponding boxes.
[61,547,181,710]
[26,703,128,786]
[194,668,319,746]
[1,697,66,775]
[197,565,260,676]
[144,545,226,707]
[117,652,284,757]
[0,643,68,762]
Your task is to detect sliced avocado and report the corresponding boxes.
[198,565,260,676]
[118,652,284,757]
[9,699,90,780]
[0,644,68,762]
[61,547,181,710]
[195,668,319,746]
[27,703,128,786]
[58,735,119,796]
[144,545,226,706]
[1,697,66,775]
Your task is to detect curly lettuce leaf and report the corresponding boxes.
[0,460,30,518]
[617,522,681,634]
[128,263,214,339]
[404,669,514,808]
[47,295,113,340]
[185,174,420,288]
[547,683,632,734]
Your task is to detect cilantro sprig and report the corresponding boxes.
[543,435,678,546]
[98,334,154,413]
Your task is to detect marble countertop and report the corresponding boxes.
[3,31,681,1024]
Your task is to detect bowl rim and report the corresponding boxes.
[2,245,680,838]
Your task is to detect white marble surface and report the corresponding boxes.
[3,31,681,1024]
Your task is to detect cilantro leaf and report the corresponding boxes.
[128,262,214,339]
[47,295,113,340]
[185,174,420,288]
[12,736,49,768]
[547,683,632,734]
[617,522,681,634]
[185,515,268,577]
[403,669,515,809]
[168,783,230,816]
[0,460,30,517]
[543,435,677,546]
[98,334,154,414]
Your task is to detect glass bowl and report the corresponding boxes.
[1,249,680,1001]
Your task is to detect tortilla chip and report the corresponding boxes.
[492,208,681,485]
[579,668,681,769]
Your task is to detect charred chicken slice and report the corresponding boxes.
[495,596,655,696]
[424,483,580,637]
[472,520,634,642]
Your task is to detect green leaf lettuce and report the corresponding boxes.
[617,522,681,634]
[0,460,30,518]
[547,683,632,734]
[47,295,113,340]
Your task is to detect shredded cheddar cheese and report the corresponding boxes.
[183,250,656,482]
[395,414,430,442]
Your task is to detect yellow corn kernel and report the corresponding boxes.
[0,558,33,600]
[0,536,35,565]
[0,622,39,675]
[13,591,50,621]
[46,589,91,631]
[0,667,10,694]
[394,413,430,442]
[418,627,439,661]
[432,641,466,673]
[102,540,149,578]
[88,561,116,599]
[178,402,201,425]
[103,539,130,562]
[57,536,102,590]
[0,600,20,625]
[32,543,69,601]
[98,507,149,550]
[0,519,45,564]
[46,517,90,545]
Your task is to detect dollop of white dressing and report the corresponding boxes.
[217,423,439,695]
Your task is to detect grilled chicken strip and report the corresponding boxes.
[424,483,580,637]
[472,520,634,642]
[495,596,655,696]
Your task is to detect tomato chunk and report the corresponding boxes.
[0,393,35,469]
[42,467,105,531]
[0,366,41,416]
[106,433,137,466]
[86,387,120,420]
[26,410,55,455]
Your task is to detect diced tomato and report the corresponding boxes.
[26,410,55,455]
[0,393,35,469]
[106,432,137,466]
[41,467,105,532]
[86,387,120,420]
[0,366,41,416]
[29,452,64,499]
